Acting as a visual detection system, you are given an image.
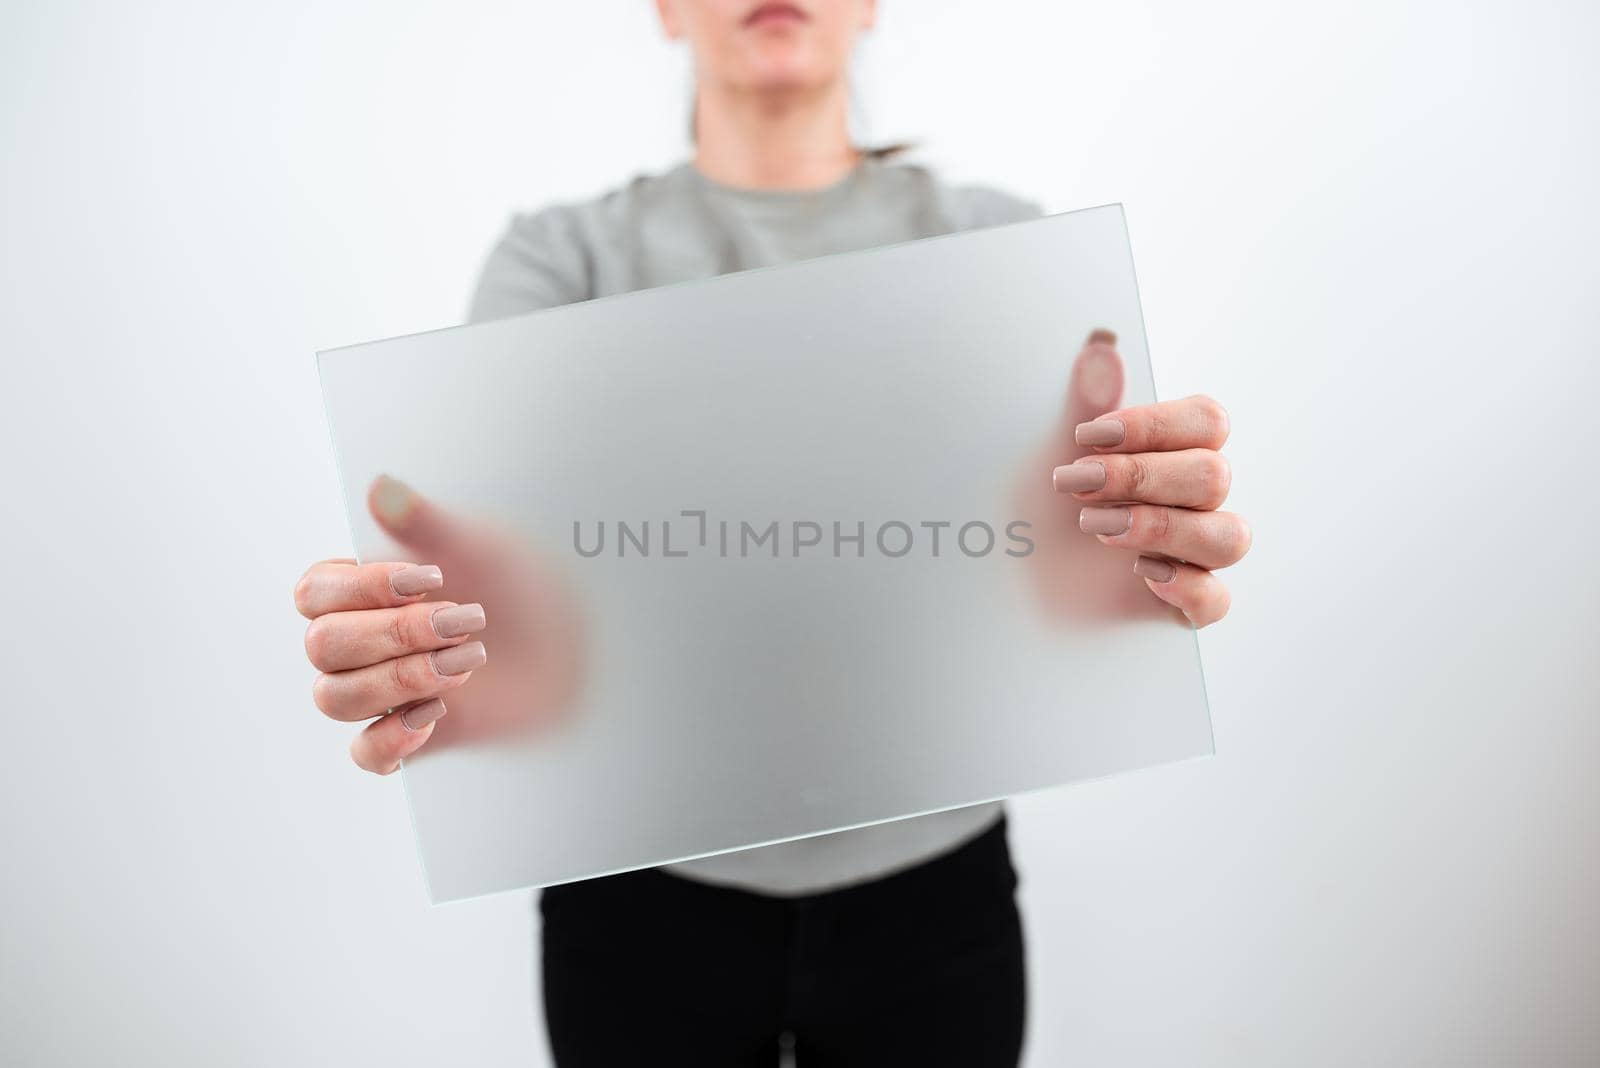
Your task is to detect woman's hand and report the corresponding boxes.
[294,553,488,776]
[296,475,585,775]
[1051,332,1249,627]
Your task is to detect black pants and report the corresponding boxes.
[540,816,1026,1067]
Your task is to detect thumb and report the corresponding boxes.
[1064,329,1126,436]
[368,474,471,559]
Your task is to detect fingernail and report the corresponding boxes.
[1053,462,1106,494]
[372,474,417,524]
[431,640,486,676]
[390,564,443,597]
[431,603,486,639]
[1080,505,1131,536]
[398,697,447,732]
[1077,348,1120,411]
[1133,555,1176,582]
[1075,418,1125,447]
[1088,328,1118,346]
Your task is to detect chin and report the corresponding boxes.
[734,43,833,93]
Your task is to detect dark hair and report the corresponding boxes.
[859,142,914,160]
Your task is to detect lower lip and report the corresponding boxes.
[747,7,806,29]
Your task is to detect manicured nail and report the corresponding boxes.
[1087,328,1118,346]
[1075,418,1125,447]
[431,603,486,639]
[1080,505,1131,536]
[372,474,417,524]
[398,697,447,732]
[1076,348,1121,411]
[1053,462,1106,494]
[431,640,486,676]
[1133,555,1176,582]
[390,564,443,597]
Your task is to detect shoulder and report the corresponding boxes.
[869,160,1044,228]
[943,180,1044,227]
[501,165,690,248]
[469,167,686,322]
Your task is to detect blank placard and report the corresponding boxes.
[318,204,1212,903]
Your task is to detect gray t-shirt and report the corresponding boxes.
[468,157,1041,895]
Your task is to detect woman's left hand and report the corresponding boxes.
[1050,335,1250,628]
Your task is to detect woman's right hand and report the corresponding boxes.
[294,554,488,776]
[297,475,585,776]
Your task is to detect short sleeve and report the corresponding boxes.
[466,206,594,324]
[949,184,1045,230]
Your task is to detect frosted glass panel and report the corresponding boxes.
[318,205,1212,903]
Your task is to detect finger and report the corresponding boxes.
[1077,505,1252,571]
[303,600,487,673]
[1062,329,1126,440]
[350,698,448,775]
[369,475,471,558]
[1131,556,1232,628]
[1052,449,1232,509]
[1075,394,1230,455]
[294,558,443,619]
[312,641,486,722]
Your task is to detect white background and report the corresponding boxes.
[2,1,1596,1064]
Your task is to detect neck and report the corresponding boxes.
[692,79,861,191]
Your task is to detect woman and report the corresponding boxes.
[294,2,1250,1063]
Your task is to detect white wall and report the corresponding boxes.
[2,1,1596,1063]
